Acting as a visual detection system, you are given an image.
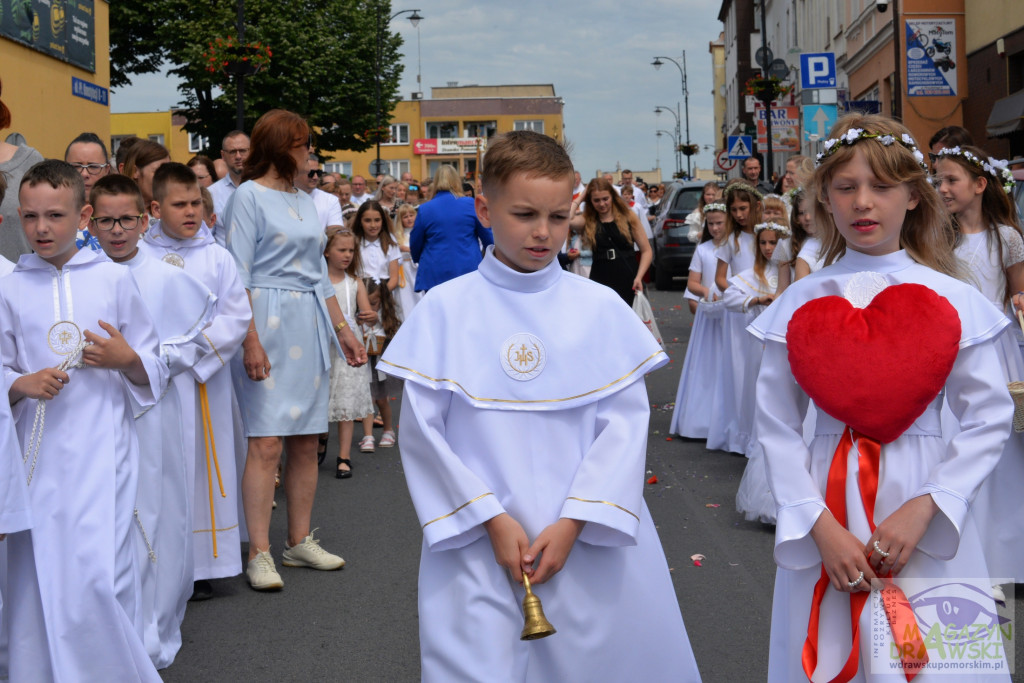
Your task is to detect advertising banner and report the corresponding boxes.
[0,0,96,73]
[755,105,801,153]
[906,19,957,97]
[412,138,487,155]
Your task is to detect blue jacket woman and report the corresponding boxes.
[410,166,493,291]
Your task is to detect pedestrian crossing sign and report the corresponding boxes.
[727,135,753,159]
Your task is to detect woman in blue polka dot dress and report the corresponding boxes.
[226,109,367,590]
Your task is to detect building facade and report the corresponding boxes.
[110,110,197,164]
[323,84,565,182]
[963,0,1024,158]
[1,0,111,159]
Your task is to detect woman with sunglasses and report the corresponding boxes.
[225,109,368,592]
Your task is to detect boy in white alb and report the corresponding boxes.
[91,174,217,668]
[139,163,252,590]
[3,160,165,681]
[381,132,701,681]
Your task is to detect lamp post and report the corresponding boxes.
[656,129,679,152]
[374,6,423,178]
[652,53,692,178]
[654,106,681,177]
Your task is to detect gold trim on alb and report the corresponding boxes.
[422,492,495,528]
[565,497,639,522]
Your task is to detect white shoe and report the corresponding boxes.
[246,550,284,591]
[359,435,375,453]
[281,530,345,570]
[379,430,396,448]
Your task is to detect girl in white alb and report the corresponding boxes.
[670,203,728,439]
[752,115,1012,682]
[353,200,402,317]
[933,144,1024,584]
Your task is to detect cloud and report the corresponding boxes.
[114,2,726,180]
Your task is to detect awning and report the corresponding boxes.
[987,89,1024,138]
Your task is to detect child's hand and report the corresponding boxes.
[523,518,585,585]
[810,511,877,592]
[483,513,530,583]
[567,249,579,261]
[1013,291,1024,315]
[357,310,378,325]
[10,368,69,401]
[83,321,139,372]
[865,494,938,576]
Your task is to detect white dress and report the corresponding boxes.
[1,249,165,682]
[140,223,251,580]
[955,225,1024,582]
[395,227,423,319]
[671,240,726,438]
[708,264,777,455]
[714,231,756,276]
[750,249,1012,682]
[380,248,701,682]
[327,275,373,422]
[797,236,828,274]
[121,250,216,670]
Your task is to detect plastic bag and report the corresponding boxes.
[632,290,664,349]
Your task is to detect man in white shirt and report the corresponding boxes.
[350,175,372,207]
[301,154,343,228]
[572,170,585,199]
[619,169,648,211]
[208,130,249,246]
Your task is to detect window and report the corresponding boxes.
[188,132,208,153]
[325,161,353,177]
[464,121,497,138]
[514,120,544,133]
[382,160,410,178]
[384,123,409,146]
[426,121,458,138]
[110,135,131,155]
[148,134,165,145]
[428,159,459,179]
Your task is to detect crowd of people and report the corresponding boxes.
[2,62,1024,681]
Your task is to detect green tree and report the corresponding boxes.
[110,0,404,156]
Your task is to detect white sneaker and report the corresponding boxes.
[359,435,375,453]
[281,530,345,570]
[246,550,284,591]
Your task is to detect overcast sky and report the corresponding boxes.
[111,0,724,182]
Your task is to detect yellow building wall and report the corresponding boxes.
[110,111,193,164]
[965,0,1024,53]
[326,100,564,181]
[0,1,110,159]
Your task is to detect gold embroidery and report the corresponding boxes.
[380,350,665,404]
[203,332,224,366]
[734,273,773,296]
[422,492,495,528]
[565,497,640,522]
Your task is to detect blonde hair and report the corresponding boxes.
[324,226,361,278]
[723,183,764,249]
[753,227,781,289]
[761,195,790,229]
[432,165,463,197]
[813,113,959,277]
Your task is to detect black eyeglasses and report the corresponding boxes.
[91,215,144,231]
[928,152,940,163]
[308,169,324,179]
[70,162,109,175]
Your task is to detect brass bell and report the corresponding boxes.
[520,572,556,640]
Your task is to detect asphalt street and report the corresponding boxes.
[160,286,1024,683]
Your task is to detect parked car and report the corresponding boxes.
[651,181,717,290]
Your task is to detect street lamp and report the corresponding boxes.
[374,7,423,178]
[651,54,692,178]
[654,105,681,177]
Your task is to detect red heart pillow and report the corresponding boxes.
[786,283,962,443]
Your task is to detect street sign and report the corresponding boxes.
[727,135,753,159]
[768,58,790,80]
[715,149,737,174]
[800,52,837,89]
[755,46,773,68]
[369,158,387,176]
[802,104,838,142]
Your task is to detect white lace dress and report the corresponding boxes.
[327,275,373,422]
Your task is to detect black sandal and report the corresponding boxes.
[336,457,353,479]
[317,433,329,465]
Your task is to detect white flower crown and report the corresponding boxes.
[723,182,764,201]
[754,221,791,237]
[934,146,1015,194]
[704,202,727,213]
[815,128,928,172]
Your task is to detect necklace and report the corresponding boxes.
[282,188,303,222]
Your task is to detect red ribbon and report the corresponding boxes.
[801,428,928,683]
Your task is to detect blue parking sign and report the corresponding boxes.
[800,53,836,89]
